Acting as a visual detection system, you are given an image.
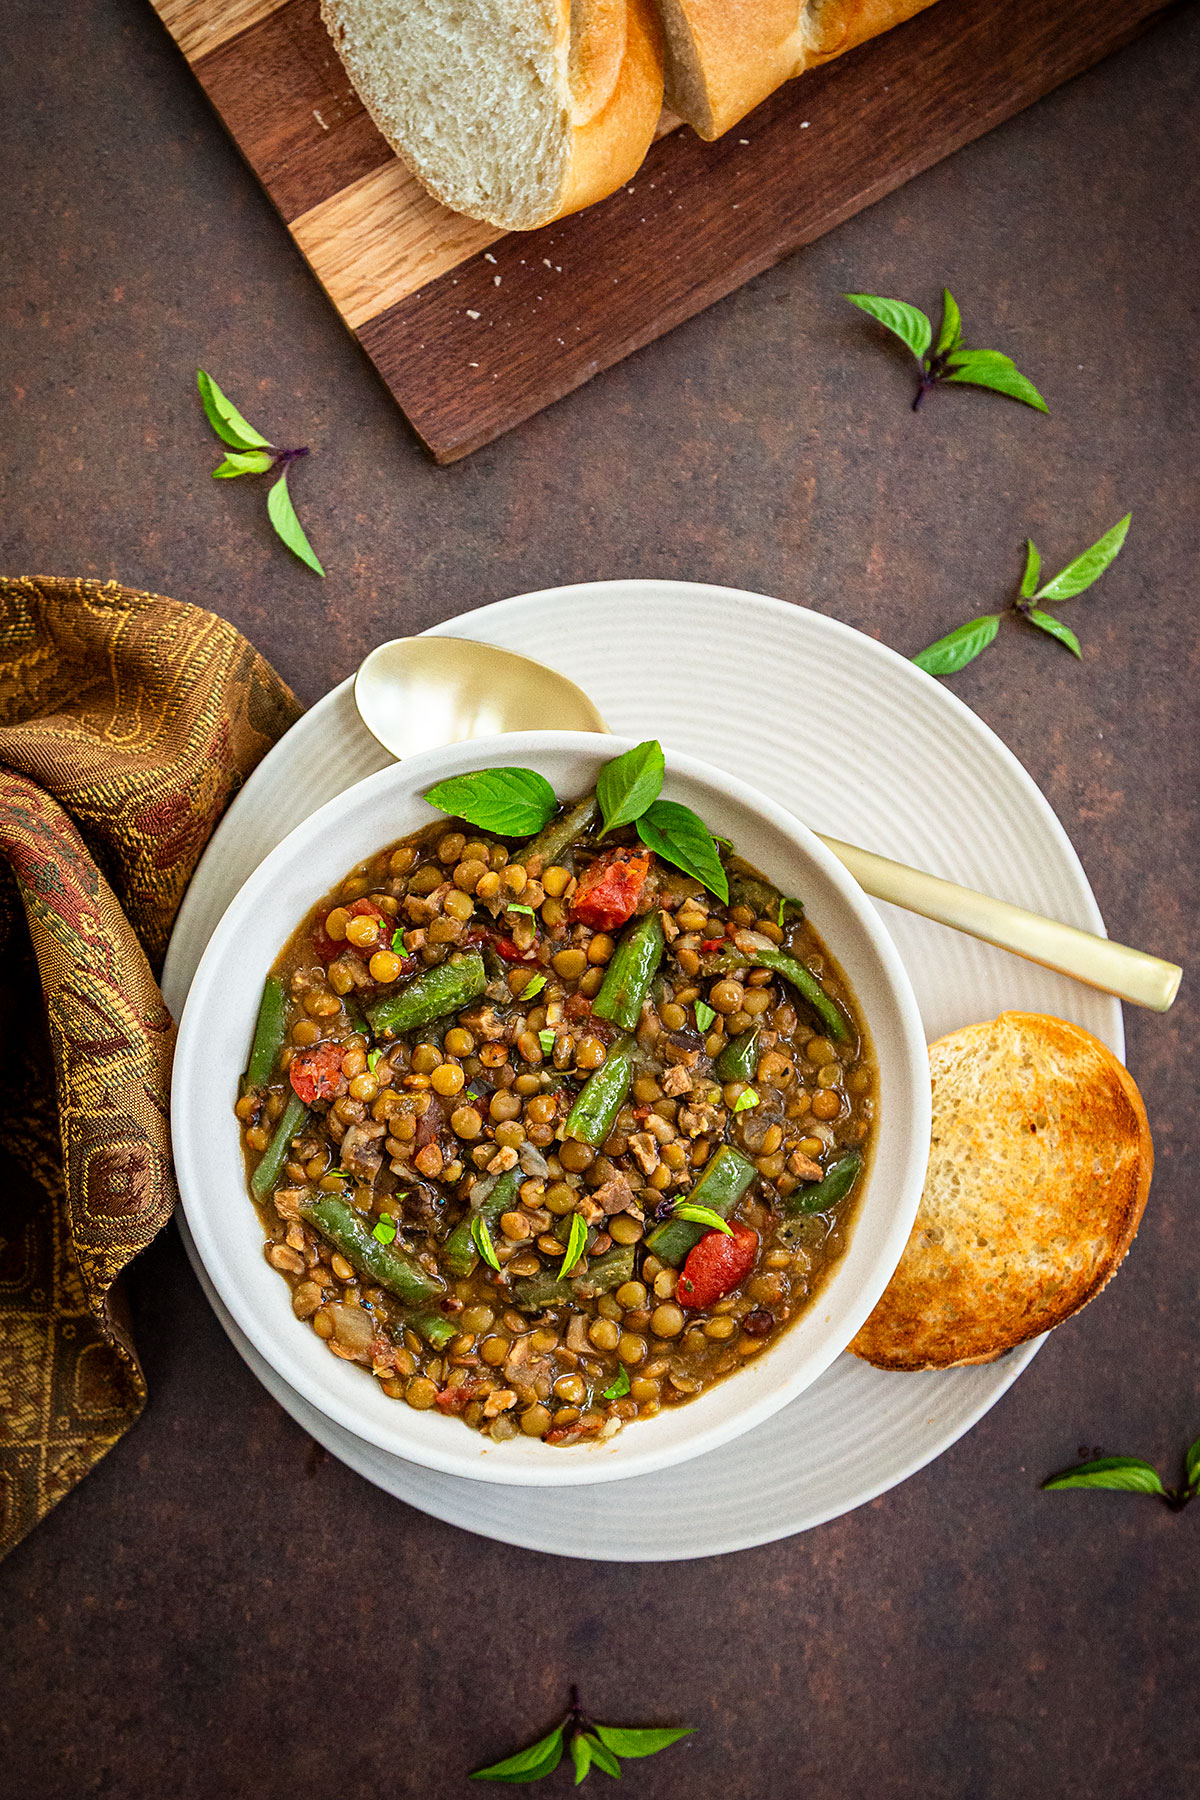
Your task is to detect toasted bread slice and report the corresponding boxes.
[851,1012,1153,1371]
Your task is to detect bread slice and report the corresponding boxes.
[850,1013,1153,1372]
[656,0,941,141]
[321,0,665,230]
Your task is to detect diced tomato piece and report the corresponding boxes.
[677,1221,759,1310]
[288,1042,348,1105]
[700,937,726,953]
[312,896,387,964]
[570,848,652,931]
[493,935,537,963]
[435,1382,478,1415]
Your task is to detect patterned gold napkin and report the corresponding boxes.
[0,576,300,1557]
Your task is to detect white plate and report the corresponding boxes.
[162,580,1122,1560]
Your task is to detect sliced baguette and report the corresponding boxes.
[321,0,664,230]
[656,0,940,141]
[850,1012,1153,1372]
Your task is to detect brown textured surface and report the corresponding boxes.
[1,0,1198,1792]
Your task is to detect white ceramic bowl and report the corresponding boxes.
[172,733,930,1486]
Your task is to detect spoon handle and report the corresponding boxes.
[817,835,1182,1013]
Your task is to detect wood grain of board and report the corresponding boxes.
[150,0,1184,460]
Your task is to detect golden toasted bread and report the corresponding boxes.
[851,1012,1153,1371]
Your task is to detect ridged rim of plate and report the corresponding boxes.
[163,580,1122,1560]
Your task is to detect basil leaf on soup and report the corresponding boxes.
[635,799,729,903]
[425,767,558,836]
[596,740,664,835]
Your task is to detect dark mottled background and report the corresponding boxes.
[2,0,1198,1794]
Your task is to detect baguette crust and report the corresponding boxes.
[322,0,663,230]
[658,0,940,140]
[850,1013,1154,1372]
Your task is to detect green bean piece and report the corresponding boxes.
[250,1091,309,1199]
[644,1145,757,1265]
[726,861,801,922]
[783,1149,863,1216]
[591,909,665,1030]
[563,1035,636,1145]
[408,1311,459,1350]
[365,950,487,1038]
[442,1168,522,1278]
[715,946,848,1043]
[512,1243,636,1312]
[300,1195,445,1308]
[514,790,599,869]
[715,1028,760,1084]
[243,975,287,1093]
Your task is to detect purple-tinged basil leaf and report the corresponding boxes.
[845,293,932,363]
[1028,609,1082,659]
[911,613,1001,676]
[942,349,1048,413]
[1034,513,1131,601]
[197,368,271,450]
[1042,1456,1166,1495]
[934,288,962,358]
[583,1734,621,1779]
[266,470,325,576]
[472,1723,565,1782]
[1020,539,1042,599]
[213,449,274,479]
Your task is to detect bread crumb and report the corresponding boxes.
[484,252,496,263]
[466,309,480,320]
[801,121,810,129]
[738,138,749,144]
[468,361,479,368]
[313,109,328,130]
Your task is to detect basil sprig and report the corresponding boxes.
[472,1688,693,1785]
[846,288,1047,413]
[424,767,557,836]
[672,1202,733,1237]
[1043,1433,1200,1511]
[197,370,325,575]
[913,514,1131,676]
[595,741,729,902]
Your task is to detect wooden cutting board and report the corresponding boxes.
[152,0,1180,462]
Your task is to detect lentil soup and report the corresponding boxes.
[237,778,876,1448]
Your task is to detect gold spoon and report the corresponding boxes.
[354,637,1181,1013]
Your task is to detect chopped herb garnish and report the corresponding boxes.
[507,903,536,916]
[366,1047,382,1073]
[777,895,803,928]
[694,1000,716,1031]
[560,1212,589,1278]
[391,927,406,953]
[733,1087,760,1113]
[601,1367,631,1400]
[471,1211,502,1272]
[671,1202,734,1236]
[538,1027,556,1056]
[372,1216,397,1244]
[521,973,547,1000]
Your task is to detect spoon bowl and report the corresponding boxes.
[355,635,606,759]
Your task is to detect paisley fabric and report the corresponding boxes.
[0,576,300,1557]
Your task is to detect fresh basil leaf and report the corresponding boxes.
[601,1367,631,1400]
[267,470,325,576]
[538,1028,556,1055]
[367,1048,382,1073]
[521,974,547,1000]
[596,740,664,836]
[912,613,1001,676]
[1186,1436,1200,1494]
[733,1088,759,1114]
[635,800,729,903]
[372,1217,397,1245]
[391,927,406,953]
[471,1212,502,1272]
[1028,609,1082,659]
[197,369,271,450]
[424,768,558,837]
[593,1726,693,1760]
[934,287,962,358]
[1020,539,1042,599]
[560,1213,589,1278]
[507,903,536,917]
[673,1203,733,1236]
[472,1724,565,1782]
[583,1735,621,1779]
[777,895,803,928]
[569,1733,592,1785]
[1034,513,1131,601]
[942,348,1048,412]
[694,1001,716,1031]
[1042,1456,1166,1495]
[844,293,932,363]
[213,449,274,479]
